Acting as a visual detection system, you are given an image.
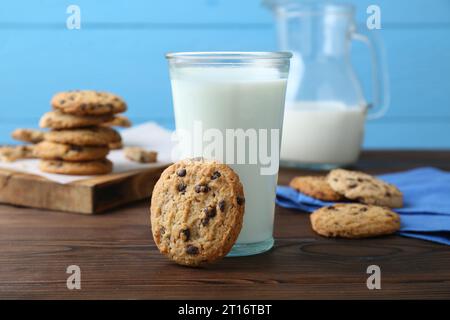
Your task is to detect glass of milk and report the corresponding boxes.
[166,52,291,256]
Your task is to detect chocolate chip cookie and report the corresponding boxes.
[109,141,123,150]
[289,176,343,201]
[150,158,245,267]
[310,203,400,238]
[40,110,114,129]
[124,147,157,163]
[103,115,132,128]
[39,159,113,175]
[51,90,127,116]
[12,129,46,144]
[35,141,109,162]
[327,169,403,208]
[45,127,121,146]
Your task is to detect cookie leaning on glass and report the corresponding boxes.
[150,158,245,267]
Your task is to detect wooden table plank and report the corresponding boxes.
[0,151,450,299]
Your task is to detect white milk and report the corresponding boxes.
[170,67,287,244]
[281,101,365,165]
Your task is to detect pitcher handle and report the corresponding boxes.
[352,29,390,120]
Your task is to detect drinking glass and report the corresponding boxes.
[166,52,291,256]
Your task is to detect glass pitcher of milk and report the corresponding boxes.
[265,0,389,169]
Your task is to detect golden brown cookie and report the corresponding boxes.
[51,90,127,116]
[289,176,343,201]
[45,127,121,146]
[39,110,114,129]
[310,203,400,238]
[103,115,132,128]
[124,147,157,163]
[150,158,245,267]
[34,141,109,162]
[109,141,123,150]
[327,169,403,208]
[39,159,113,175]
[0,145,35,162]
[12,129,46,144]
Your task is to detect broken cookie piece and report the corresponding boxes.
[12,129,46,144]
[0,145,36,162]
[124,147,157,163]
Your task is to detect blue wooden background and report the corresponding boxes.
[0,0,449,148]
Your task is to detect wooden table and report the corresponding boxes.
[1,151,450,299]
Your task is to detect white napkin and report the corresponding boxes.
[0,122,174,184]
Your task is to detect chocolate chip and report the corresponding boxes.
[160,227,166,235]
[180,228,190,241]
[195,184,209,193]
[385,191,392,197]
[177,168,186,177]
[177,183,187,193]
[360,207,368,212]
[60,99,66,105]
[237,196,245,205]
[201,217,210,226]
[218,200,226,212]
[186,245,199,255]
[204,206,216,219]
[328,206,337,210]
[348,183,358,188]
[211,171,221,180]
[70,145,83,151]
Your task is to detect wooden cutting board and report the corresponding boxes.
[0,165,168,214]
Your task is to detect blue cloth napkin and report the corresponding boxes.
[276,167,450,245]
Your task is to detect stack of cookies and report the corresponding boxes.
[34,90,127,175]
[289,169,403,239]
